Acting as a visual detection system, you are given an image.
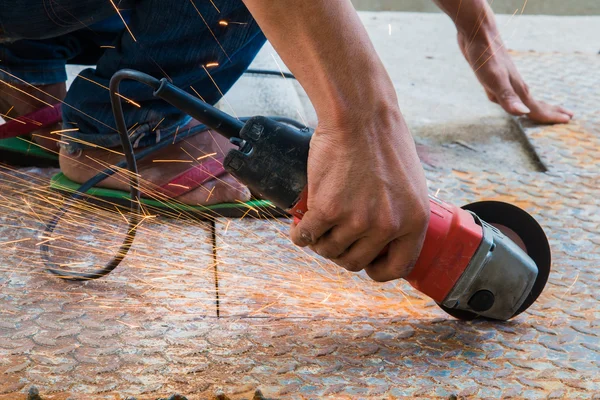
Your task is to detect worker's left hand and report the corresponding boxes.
[458,32,574,124]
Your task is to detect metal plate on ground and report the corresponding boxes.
[211,170,600,399]
[214,218,431,320]
[0,52,599,398]
[513,52,600,173]
[0,168,216,398]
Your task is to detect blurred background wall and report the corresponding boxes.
[350,0,600,15]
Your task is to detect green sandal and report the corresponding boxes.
[50,172,286,220]
[0,104,61,167]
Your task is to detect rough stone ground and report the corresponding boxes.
[0,12,599,400]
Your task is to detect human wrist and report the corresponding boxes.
[453,0,500,42]
[314,67,402,131]
[318,92,402,135]
[317,98,407,145]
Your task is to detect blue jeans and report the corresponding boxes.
[0,0,266,153]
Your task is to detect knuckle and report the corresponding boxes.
[349,214,370,232]
[381,221,400,238]
[315,203,340,224]
[480,64,502,80]
[374,225,393,240]
[314,241,341,260]
[374,214,400,237]
[499,88,518,101]
[486,90,499,104]
[519,82,531,98]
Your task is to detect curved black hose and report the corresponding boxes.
[42,69,306,281]
[43,70,160,280]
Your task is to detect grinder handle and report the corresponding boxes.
[290,190,483,303]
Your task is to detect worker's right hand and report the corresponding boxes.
[289,99,430,282]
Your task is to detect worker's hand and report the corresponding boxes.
[289,103,430,282]
[459,32,574,124]
[245,0,428,281]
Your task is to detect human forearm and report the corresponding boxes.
[242,0,398,125]
[244,0,429,282]
[433,0,499,40]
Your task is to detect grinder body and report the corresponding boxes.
[223,116,539,320]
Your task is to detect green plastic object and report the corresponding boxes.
[0,137,58,166]
[50,172,281,218]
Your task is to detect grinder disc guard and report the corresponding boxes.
[439,201,551,321]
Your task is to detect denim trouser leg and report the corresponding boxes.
[0,30,126,85]
[0,0,266,152]
[0,1,133,84]
[0,37,77,85]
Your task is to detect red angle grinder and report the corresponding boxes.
[141,75,551,321]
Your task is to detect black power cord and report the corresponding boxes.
[246,69,295,80]
[43,70,159,280]
[42,68,302,281]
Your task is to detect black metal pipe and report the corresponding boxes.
[153,78,244,139]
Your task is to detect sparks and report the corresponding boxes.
[189,0,231,62]
[0,113,26,124]
[205,186,216,202]
[202,65,238,118]
[0,238,31,246]
[0,67,118,131]
[190,86,206,102]
[109,0,137,42]
[152,159,193,163]
[167,183,191,190]
[208,0,220,13]
[50,128,79,134]
[223,219,232,235]
[197,152,217,161]
[116,320,140,329]
[152,117,166,132]
[78,75,141,107]
[172,125,181,144]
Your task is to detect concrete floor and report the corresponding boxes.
[1,11,600,400]
[351,0,600,15]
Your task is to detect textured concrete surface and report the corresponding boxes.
[1,11,600,400]
[351,0,600,15]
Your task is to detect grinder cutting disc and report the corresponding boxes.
[439,201,551,321]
